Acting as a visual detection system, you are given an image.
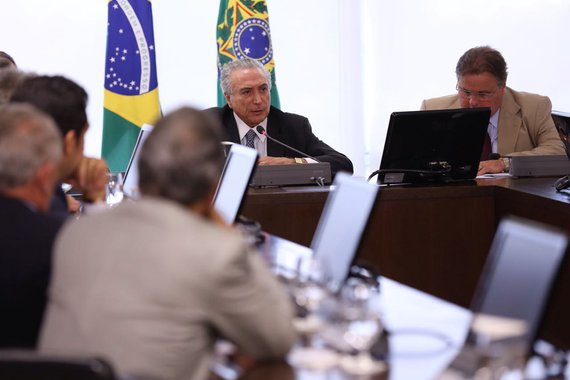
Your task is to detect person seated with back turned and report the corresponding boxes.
[0,103,64,348]
[10,75,108,217]
[39,107,297,380]
[205,58,353,177]
[421,46,564,175]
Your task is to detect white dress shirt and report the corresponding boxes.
[234,112,268,157]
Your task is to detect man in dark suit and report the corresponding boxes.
[0,103,64,348]
[206,58,353,176]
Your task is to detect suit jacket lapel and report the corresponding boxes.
[266,107,287,157]
[497,88,521,155]
[221,105,241,144]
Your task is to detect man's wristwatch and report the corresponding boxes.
[294,157,306,164]
[500,157,511,173]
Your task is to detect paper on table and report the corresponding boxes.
[470,313,528,341]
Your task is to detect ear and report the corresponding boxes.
[224,93,233,108]
[30,160,58,212]
[63,130,78,156]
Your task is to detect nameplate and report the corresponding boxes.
[509,155,570,177]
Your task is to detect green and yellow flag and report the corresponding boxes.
[216,0,280,108]
[102,0,161,172]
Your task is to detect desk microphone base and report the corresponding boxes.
[250,163,332,187]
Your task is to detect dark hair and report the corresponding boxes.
[138,107,225,206]
[456,46,508,87]
[0,51,16,69]
[10,75,88,137]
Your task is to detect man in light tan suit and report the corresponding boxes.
[421,46,564,175]
[39,107,296,380]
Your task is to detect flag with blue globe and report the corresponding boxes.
[216,0,280,108]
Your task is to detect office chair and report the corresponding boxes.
[0,350,116,380]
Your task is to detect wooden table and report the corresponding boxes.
[241,177,570,350]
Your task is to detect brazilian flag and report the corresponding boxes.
[216,0,280,108]
[102,0,161,172]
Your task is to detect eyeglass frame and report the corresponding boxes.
[456,83,502,100]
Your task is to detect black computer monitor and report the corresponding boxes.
[378,108,491,185]
[552,111,570,159]
[551,111,570,191]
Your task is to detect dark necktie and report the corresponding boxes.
[245,129,256,149]
[480,132,492,161]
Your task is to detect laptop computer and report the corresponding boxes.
[272,172,379,292]
[445,216,568,375]
[378,108,491,185]
[122,124,154,199]
[212,144,258,225]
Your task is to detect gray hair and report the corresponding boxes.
[0,103,62,190]
[220,58,272,96]
[138,107,225,206]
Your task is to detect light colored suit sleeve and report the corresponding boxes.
[207,245,297,358]
[505,94,564,156]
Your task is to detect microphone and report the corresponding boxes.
[255,125,320,162]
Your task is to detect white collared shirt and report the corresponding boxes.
[233,112,268,157]
[489,109,500,153]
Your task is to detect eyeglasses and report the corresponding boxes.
[456,84,498,100]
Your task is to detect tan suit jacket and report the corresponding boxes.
[421,87,564,156]
[39,197,296,380]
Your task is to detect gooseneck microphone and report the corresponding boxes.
[255,125,321,162]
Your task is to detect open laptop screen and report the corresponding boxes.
[212,144,258,225]
[311,172,379,291]
[378,108,490,185]
[122,124,154,199]
[469,217,568,343]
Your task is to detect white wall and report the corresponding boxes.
[363,0,570,172]
[2,0,569,177]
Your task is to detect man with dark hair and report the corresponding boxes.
[11,75,108,216]
[0,103,64,348]
[207,58,353,177]
[421,46,564,175]
[40,107,296,380]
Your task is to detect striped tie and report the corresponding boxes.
[245,129,256,149]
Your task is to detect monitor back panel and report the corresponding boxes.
[122,124,154,198]
[212,144,258,225]
[310,172,379,291]
[469,216,568,343]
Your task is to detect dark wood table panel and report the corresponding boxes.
[361,192,495,307]
[242,186,329,246]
